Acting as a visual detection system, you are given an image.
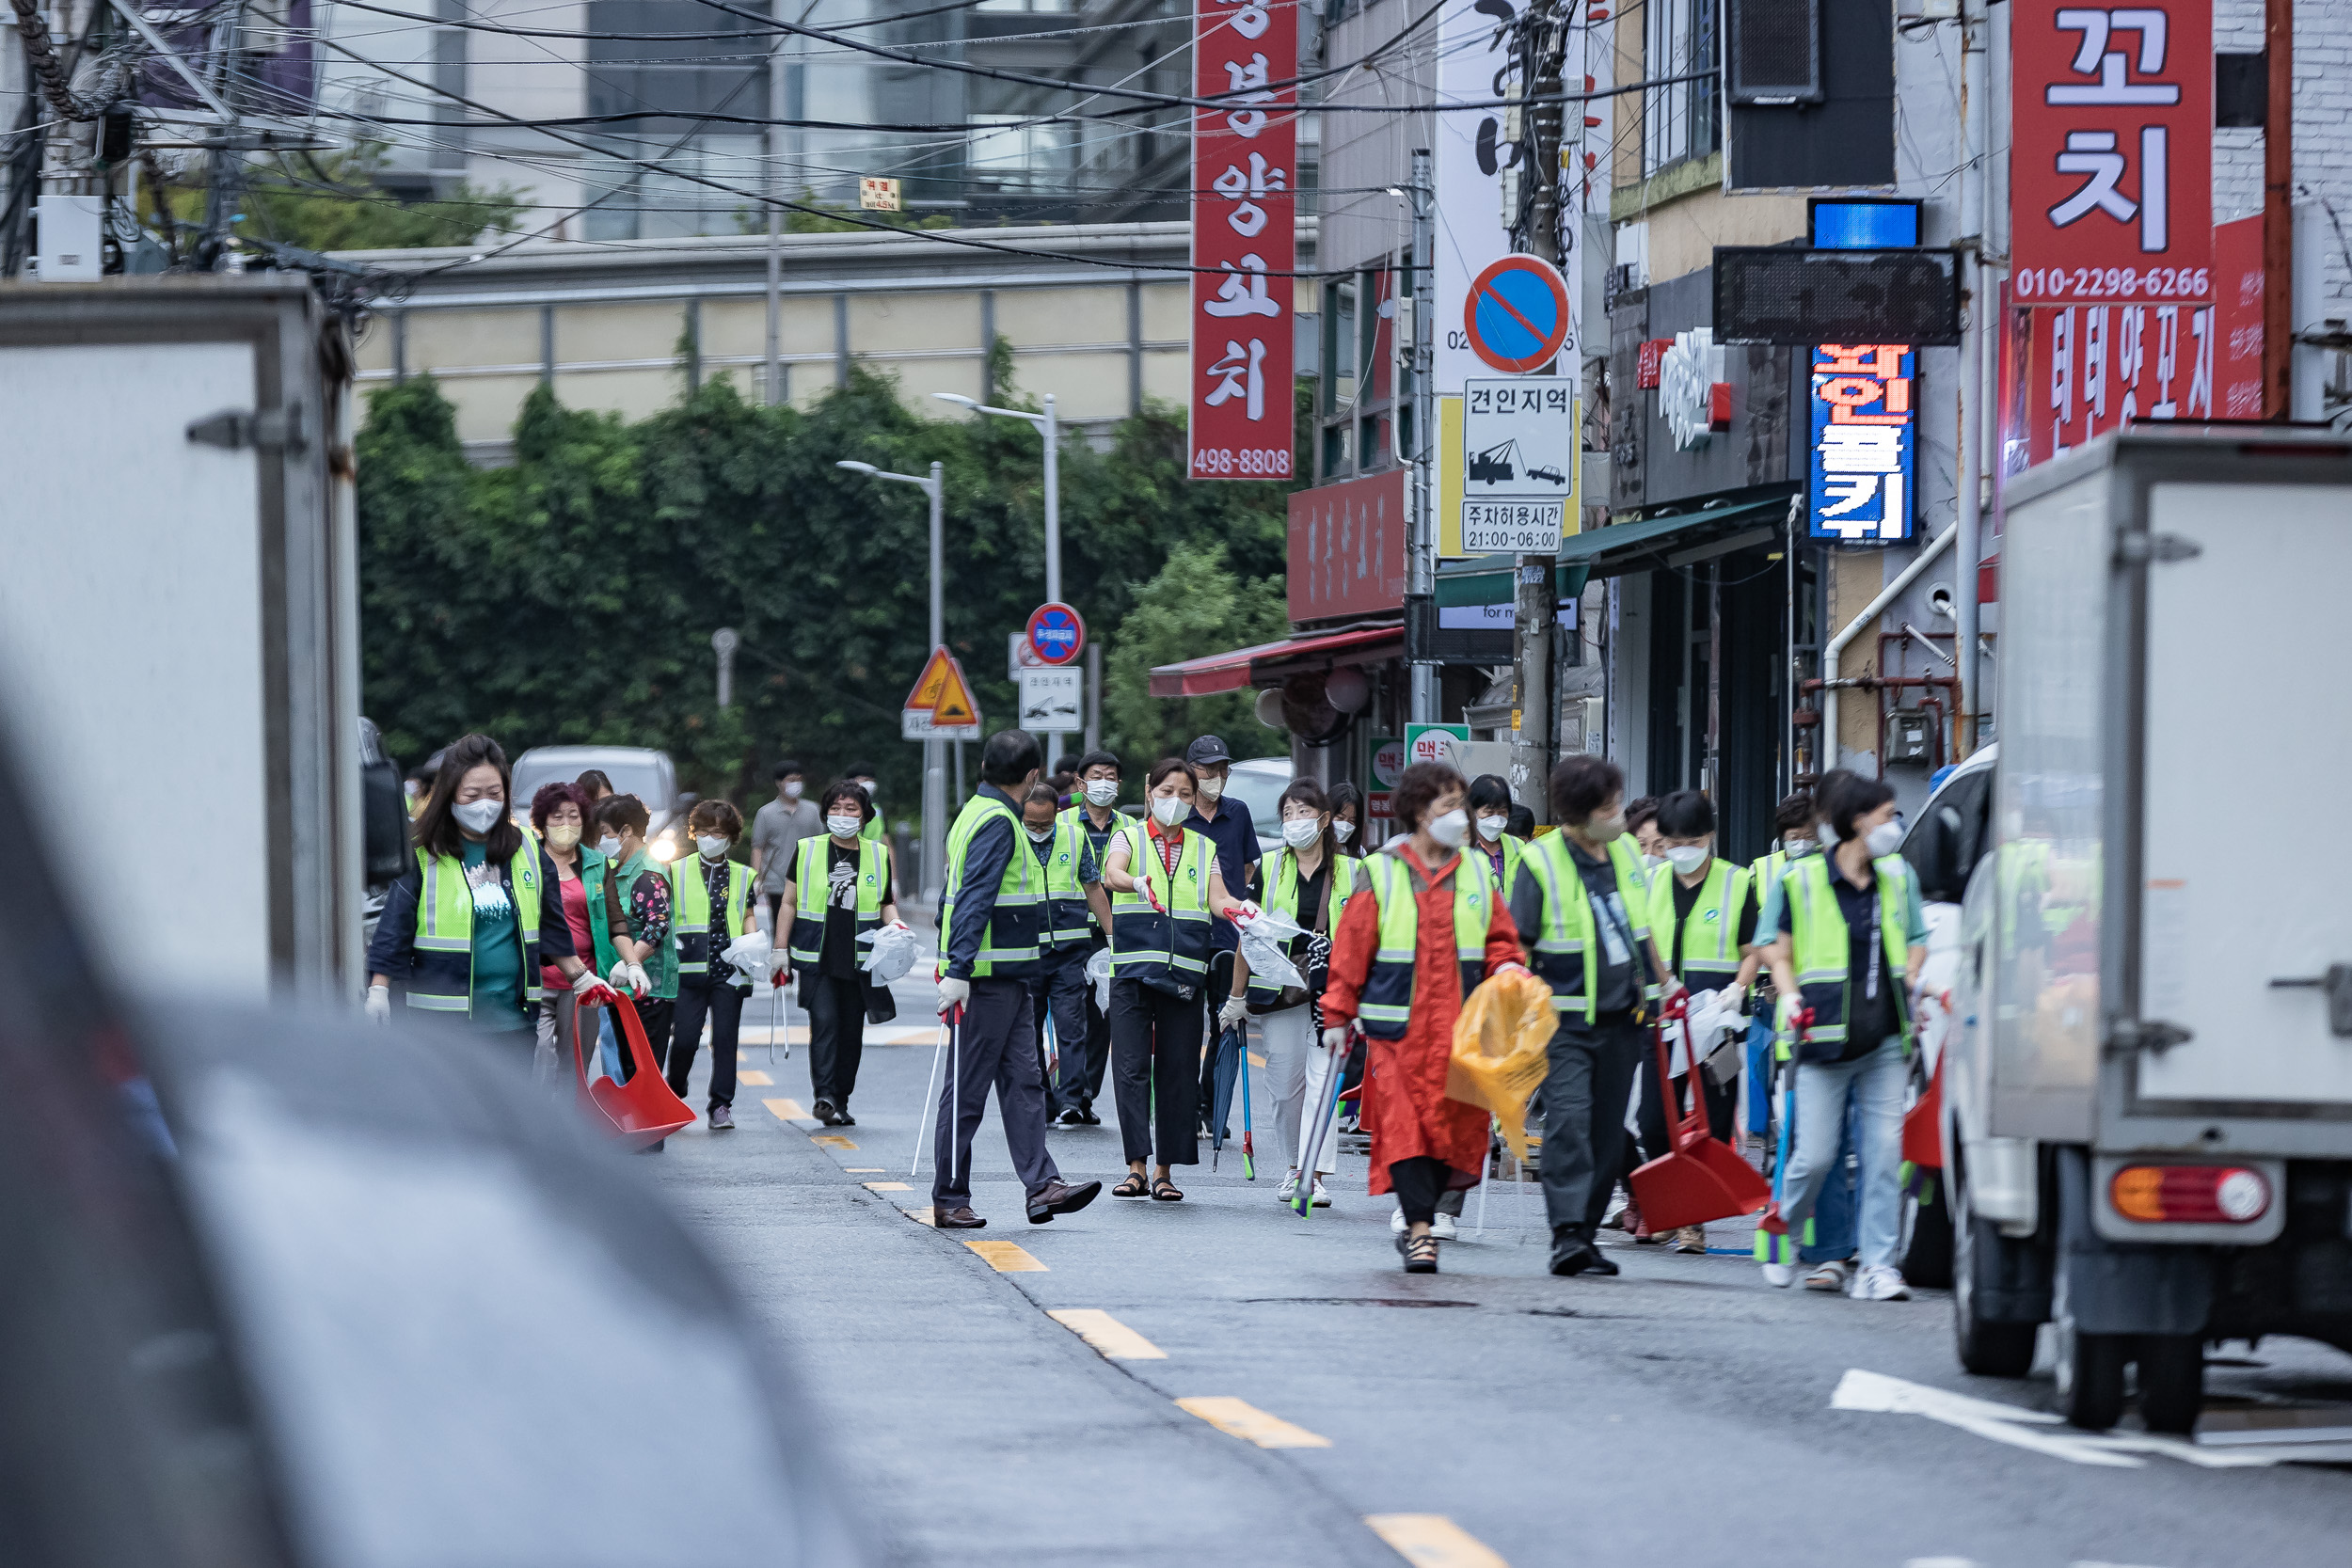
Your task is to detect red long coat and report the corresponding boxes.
[1320,844,1527,1194]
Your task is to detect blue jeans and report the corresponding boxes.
[1744,1017,1774,1133]
[597,1009,622,1081]
[1781,1040,1908,1273]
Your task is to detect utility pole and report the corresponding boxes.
[2264,0,2294,418]
[1407,148,1438,727]
[765,0,785,406]
[1954,0,1988,755]
[1508,1,1565,820]
[199,0,247,270]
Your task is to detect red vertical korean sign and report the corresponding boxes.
[2011,0,2213,306]
[1190,0,1296,481]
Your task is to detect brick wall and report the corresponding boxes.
[2215,0,2352,316]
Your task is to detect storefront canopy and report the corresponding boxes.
[1558,490,1798,578]
[1149,626,1403,698]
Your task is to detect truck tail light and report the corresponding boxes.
[2109,1164,2271,1225]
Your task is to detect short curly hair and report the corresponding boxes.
[530,781,589,833]
[1391,761,1466,832]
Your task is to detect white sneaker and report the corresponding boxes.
[1854,1264,1912,1301]
[1278,1169,1300,1202]
[1311,1178,1332,1208]
[1390,1206,1406,1233]
[1760,1260,1797,1288]
[1803,1259,1851,1292]
[1430,1212,1457,1240]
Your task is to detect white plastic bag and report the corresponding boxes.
[1087,945,1114,1012]
[721,928,771,973]
[1237,904,1308,993]
[857,923,918,985]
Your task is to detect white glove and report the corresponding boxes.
[1217,994,1249,1030]
[937,975,971,1014]
[1322,1024,1351,1052]
[570,968,604,997]
[608,958,633,990]
[1228,900,1263,927]
[364,986,390,1024]
[623,961,650,998]
[767,943,791,975]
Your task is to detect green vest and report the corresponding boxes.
[942,793,1044,978]
[671,854,752,983]
[1646,857,1753,987]
[1750,847,1789,906]
[405,841,545,1014]
[1061,804,1122,937]
[1035,812,1093,948]
[1782,852,1915,1060]
[1107,819,1216,993]
[1353,848,1490,1040]
[573,843,620,979]
[613,848,678,1000]
[787,835,888,968]
[1519,832,1658,1020]
[1244,847,1359,1007]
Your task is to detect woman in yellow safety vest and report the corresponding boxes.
[1221,778,1357,1209]
[777,781,901,1127]
[530,780,625,1081]
[1327,781,1367,856]
[366,733,603,1055]
[661,800,761,1132]
[1100,757,1247,1202]
[1467,773,1528,900]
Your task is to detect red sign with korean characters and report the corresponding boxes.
[2012,0,2212,306]
[1189,0,1296,481]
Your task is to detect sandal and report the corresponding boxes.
[1150,1179,1184,1202]
[1401,1234,1439,1274]
[1113,1172,1150,1197]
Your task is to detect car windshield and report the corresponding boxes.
[1219,765,1291,832]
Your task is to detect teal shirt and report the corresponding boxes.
[461,840,530,1031]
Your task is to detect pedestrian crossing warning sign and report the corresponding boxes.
[903,646,982,739]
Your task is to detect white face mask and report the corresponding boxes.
[1476,813,1507,842]
[1784,834,1813,854]
[1025,825,1055,844]
[697,835,730,861]
[1084,778,1120,807]
[597,834,622,857]
[826,814,862,839]
[1865,820,1905,858]
[1280,816,1321,849]
[1332,819,1357,844]
[1665,845,1709,876]
[858,780,877,800]
[783,781,803,800]
[1644,855,1666,871]
[1426,808,1470,848]
[1151,796,1187,827]
[1585,809,1628,842]
[453,798,505,834]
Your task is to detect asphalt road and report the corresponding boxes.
[650,970,2352,1568]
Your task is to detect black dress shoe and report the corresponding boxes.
[1549,1239,1617,1276]
[1077,1103,1102,1126]
[1054,1107,1084,1127]
[812,1099,839,1125]
[1026,1179,1104,1223]
[835,1105,855,1127]
[936,1206,986,1228]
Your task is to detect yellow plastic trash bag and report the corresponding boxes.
[1446,968,1556,1163]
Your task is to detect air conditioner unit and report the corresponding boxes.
[1726,0,1823,105]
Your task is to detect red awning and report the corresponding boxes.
[1149,626,1403,698]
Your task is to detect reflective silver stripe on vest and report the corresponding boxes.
[405,991,470,1012]
[415,857,469,953]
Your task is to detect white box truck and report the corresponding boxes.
[0,278,367,999]
[1930,427,2352,1434]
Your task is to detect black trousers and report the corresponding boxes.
[1538,1013,1646,1240]
[620,997,675,1085]
[666,980,745,1110]
[1029,946,1091,1116]
[1195,949,1237,1129]
[930,977,1060,1210]
[1111,978,1202,1167]
[1075,940,1112,1106]
[803,971,867,1108]
[1389,1155,1460,1227]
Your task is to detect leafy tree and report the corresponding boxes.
[1100,543,1289,767]
[151,143,522,254]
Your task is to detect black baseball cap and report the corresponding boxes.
[1184,735,1232,768]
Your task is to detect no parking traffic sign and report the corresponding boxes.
[1463,255,1572,375]
[1025,603,1086,667]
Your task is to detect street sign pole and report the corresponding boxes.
[925,460,946,910]
[1042,393,1062,765]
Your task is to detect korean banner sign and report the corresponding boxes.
[2011,0,2213,306]
[1808,345,1917,543]
[1190,0,1296,481]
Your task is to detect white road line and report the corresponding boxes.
[1832,1369,2325,1470]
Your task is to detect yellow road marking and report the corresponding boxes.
[964,1240,1046,1272]
[739,1069,773,1085]
[1248,1052,1266,1068]
[908,1208,936,1227]
[762,1098,809,1121]
[1364,1515,1508,1568]
[1176,1397,1330,1449]
[864,1180,912,1191]
[813,1134,859,1149]
[1047,1308,1167,1360]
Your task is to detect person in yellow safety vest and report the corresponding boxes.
[1221,778,1358,1211]
[1638,789,1764,1256]
[773,782,902,1128]
[1020,783,1114,1129]
[1467,773,1530,903]
[1100,756,1251,1203]
[1052,750,1128,1125]
[657,801,757,1132]
[1508,754,1681,1279]
[1757,772,1927,1304]
[1740,789,1820,1146]
[366,734,606,1053]
[930,730,1105,1229]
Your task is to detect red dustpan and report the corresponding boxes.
[1628,999,1772,1231]
[572,993,695,1149]
[1902,1053,1944,1171]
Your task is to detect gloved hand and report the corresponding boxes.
[1228,900,1263,929]
[1142,877,1165,914]
[618,961,649,998]
[570,968,607,998]
[608,958,635,993]
[1321,1024,1352,1053]
[1217,994,1249,1030]
[1492,961,1531,979]
[937,975,971,1015]
[1788,1004,1816,1042]
[771,966,792,990]
[364,986,390,1024]
[767,944,791,976]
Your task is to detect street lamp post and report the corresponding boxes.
[935,390,1064,761]
[836,458,947,912]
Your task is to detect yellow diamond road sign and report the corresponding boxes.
[903,646,981,739]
